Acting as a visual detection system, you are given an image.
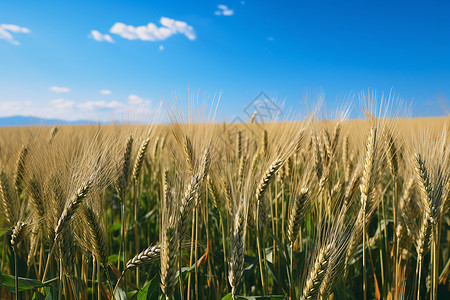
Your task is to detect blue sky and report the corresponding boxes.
[0,0,449,122]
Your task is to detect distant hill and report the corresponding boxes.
[0,115,94,126]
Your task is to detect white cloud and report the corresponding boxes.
[0,24,30,45]
[90,30,114,43]
[78,100,122,110]
[100,89,112,95]
[110,17,196,42]
[0,96,163,123]
[215,5,234,16]
[128,94,143,105]
[49,86,70,93]
[159,45,164,51]
[50,98,75,109]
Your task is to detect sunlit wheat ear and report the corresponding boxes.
[314,134,323,181]
[60,228,75,275]
[199,147,211,184]
[343,169,361,209]
[161,226,176,300]
[27,228,38,267]
[262,129,268,157]
[223,179,233,216]
[256,158,283,202]
[177,150,210,241]
[255,157,283,224]
[132,137,150,184]
[413,153,433,258]
[237,154,246,191]
[14,145,28,195]
[286,156,293,179]
[83,205,108,267]
[208,177,221,210]
[301,244,332,300]
[10,221,30,247]
[342,135,350,181]
[323,129,331,157]
[318,228,352,299]
[397,178,416,239]
[385,133,398,178]
[236,130,242,160]
[414,153,433,217]
[228,205,247,299]
[0,170,16,226]
[360,127,378,211]
[126,244,160,271]
[183,135,195,175]
[288,188,309,244]
[28,177,45,220]
[250,111,257,123]
[329,122,342,161]
[117,135,133,200]
[250,152,260,175]
[152,137,160,160]
[54,180,92,242]
[49,126,58,142]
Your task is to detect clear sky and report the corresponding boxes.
[0,0,449,122]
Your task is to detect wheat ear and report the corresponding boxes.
[301,244,332,300]
[54,180,92,242]
[14,145,28,195]
[118,135,133,200]
[161,226,176,300]
[0,170,16,226]
[228,205,247,299]
[126,244,160,270]
[132,137,150,184]
[287,188,309,244]
[10,221,29,247]
[83,205,108,267]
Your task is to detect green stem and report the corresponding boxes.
[58,249,63,300]
[255,201,267,295]
[179,241,184,300]
[14,246,19,300]
[363,209,367,300]
[97,259,101,300]
[393,178,398,300]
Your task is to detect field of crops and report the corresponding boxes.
[0,109,449,299]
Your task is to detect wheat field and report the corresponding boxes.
[0,108,449,299]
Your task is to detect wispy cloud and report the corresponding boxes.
[0,96,163,123]
[90,30,114,43]
[215,5,234,16]
[49,86,70,93]
[0,24,30,45]
[78,100,122,110]
[100,89,112,95]
[159,45,164,51]
[50,98,75,109]
[128,94,144,105]
[110,17,196,41]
